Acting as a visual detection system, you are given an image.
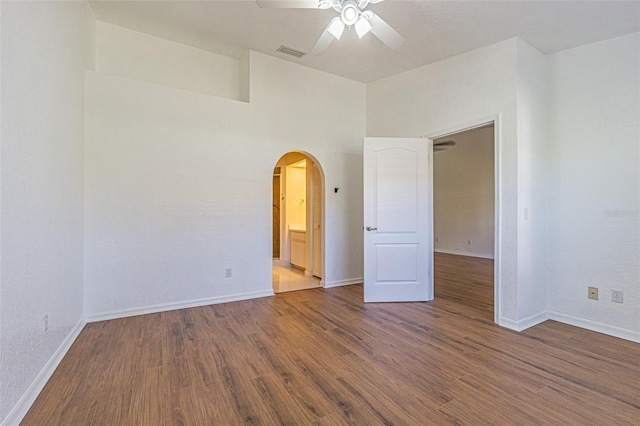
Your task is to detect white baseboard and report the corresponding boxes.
[2,320,86,426]
[499,310,639,343]
[324,278,363,289]
[548,311,640,343]
[434,249,494,260]
[499,311,550,332]
[85,290,275,323]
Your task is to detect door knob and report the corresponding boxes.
[366,226,377,231]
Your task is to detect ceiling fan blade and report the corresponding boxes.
[433,140,456,151]
[256,1,323,8]
[367,12,404,49]
[310,29,335,55]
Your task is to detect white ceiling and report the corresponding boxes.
[89,0,640,83]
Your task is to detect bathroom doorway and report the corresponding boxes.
[272,152,324,293]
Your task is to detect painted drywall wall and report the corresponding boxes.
[0,0,3,417]
[368,34,639,339]
[515,39,550,323]
[95,21,245,101]
[0,2,94,423]
[366,39,521,324]
[546,33,639,339]
[250,53,366,289]
[433,126,495,258]
[84,26,365,318]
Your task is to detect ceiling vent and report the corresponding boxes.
[276,45,306,58]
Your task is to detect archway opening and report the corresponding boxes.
[272,152,325,293]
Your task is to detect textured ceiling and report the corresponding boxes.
[89,0,640,83]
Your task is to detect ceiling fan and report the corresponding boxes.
[433,140,456,152]
[256,0,404,55]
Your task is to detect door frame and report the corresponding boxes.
[308,160,324,279]
[272,151,325,284]
[426,115,501,324]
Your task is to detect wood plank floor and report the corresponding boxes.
[23,253,639,425]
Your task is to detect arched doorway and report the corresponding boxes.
[272,152,324,293]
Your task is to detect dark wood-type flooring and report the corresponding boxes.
[23,253,639,425]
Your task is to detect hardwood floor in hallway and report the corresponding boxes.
[23,255,639,425]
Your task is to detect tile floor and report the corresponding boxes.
[272,265,321,293]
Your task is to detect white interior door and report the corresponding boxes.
[363,137,433,302]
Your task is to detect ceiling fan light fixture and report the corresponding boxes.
[341,3,360,25]
[327,16,345,39]
[260,0,402,54]
[355,15,372,38]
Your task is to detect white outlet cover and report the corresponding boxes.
[611,289,624,303]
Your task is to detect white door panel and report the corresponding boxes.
[376,244,419,282]
[364,137,433,302]
[375,148,419,233]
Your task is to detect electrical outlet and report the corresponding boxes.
[225,268,232,278]
[435,237,439,243]
[43,313,49,332]
[611,289,623,303]
[467,239,472,245]
[588,287,598,300]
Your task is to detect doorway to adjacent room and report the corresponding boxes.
[432,123,496,321]
[272,152,324,293]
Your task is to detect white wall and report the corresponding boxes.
[368,34,639,339]
[546,33,639,340]
[515,39,550,323]
[251,53,365,289]
[0,1,94,423]
[95,21,246,101]
[84,26,365,319]
[366,39,521,324]
[434,126,494,258]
